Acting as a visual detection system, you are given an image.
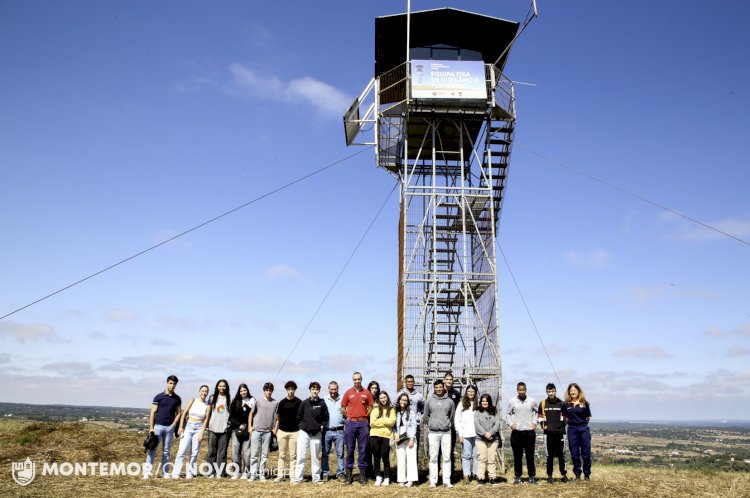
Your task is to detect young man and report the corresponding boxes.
[293,381,329,484]
[538,383,567,483]
[341,371,374,485]
[144,375,181,479]
[248,382,279,481]
[442,372,461,480]
[274,380,301,482]
[395,374,425,421]
[443,372,462,406]
[321,381,346,481]
[506,381,538,484]
[423,379,455,488]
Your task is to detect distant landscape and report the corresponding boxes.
[1,402,749,497]
[2,402,749,472]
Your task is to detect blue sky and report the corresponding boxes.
[1,1,749,421]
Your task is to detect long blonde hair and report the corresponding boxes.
[565,383,587,405]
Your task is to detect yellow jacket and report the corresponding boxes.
[369,405,396,439]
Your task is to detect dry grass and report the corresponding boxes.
[1,419,748,497]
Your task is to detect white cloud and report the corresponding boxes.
[228,63,351,117]
[88,330,107,340]
[105,308,140,322]
[703,324,750,339]
[249,23,274,45]
[157,315,215,331]
[660,211,750,242]
[151,339,174,346]
[41,362,94,376]
[612,346,673,359]
[565,248,610,270]
[266,264,300,280]
[173,75,218,94]
[0,320,58,342]
[735,324,750,337]
[536,343,568,355]
[704,327,729,338]
[620,285,666,303]
[620,284,714,304]
[727,345,750,357]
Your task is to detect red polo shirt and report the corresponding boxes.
[341,387,374,419]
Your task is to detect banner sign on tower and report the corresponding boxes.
[410,60,487,99]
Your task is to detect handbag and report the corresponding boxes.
[235,426,249,440]
[270,434,279,452]
[396,415,409,444]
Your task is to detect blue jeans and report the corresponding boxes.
[144,424,174,476]
[249,430,272,478]
[322,428,345,477]
[172,421,203,477]
[461,436,479,477]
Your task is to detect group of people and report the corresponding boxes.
[143,372,592,486]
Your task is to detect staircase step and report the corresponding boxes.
[488,138,511,145]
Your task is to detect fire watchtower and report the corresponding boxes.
[344,8,519,403]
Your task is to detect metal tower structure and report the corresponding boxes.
[344,7,520,405]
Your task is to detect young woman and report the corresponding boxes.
[206,379,231,477]
[229,383,255,478]
[171,385,211,478]
[455,385,478,483]
[394,393,418,487]
[369,390,396,486]
[562,383,592,480]
[473,393,501,486]
[365,380,381,479]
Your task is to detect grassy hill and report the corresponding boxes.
[1,419,748,497]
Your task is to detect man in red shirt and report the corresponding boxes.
[340,371,374,485]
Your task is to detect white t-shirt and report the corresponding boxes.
[187,398,208,423]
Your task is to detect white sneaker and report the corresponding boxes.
[374,476,382,486]
[231,474,239,480]
[430,483,437,488]
[142,474,150,480]
[240,474,248,480]
[249,475,257,482]
[162,474,171,479]
[382,478,389,486]
[444,482,453,488]
[273,475,284,482]
[186,474,193,479]
[259,475,266,481]
[405,481,413,487]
